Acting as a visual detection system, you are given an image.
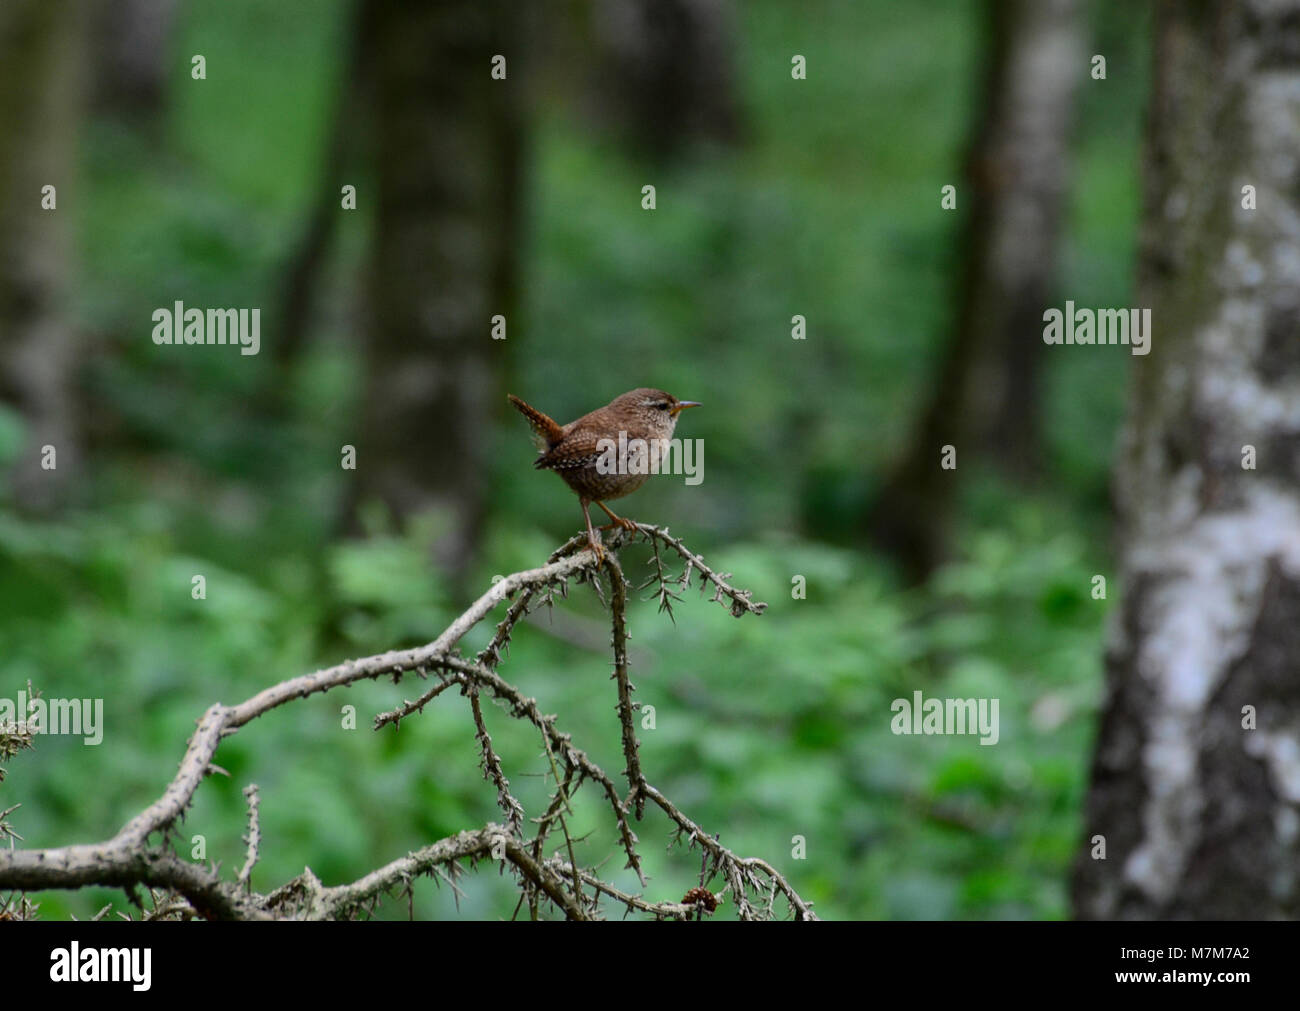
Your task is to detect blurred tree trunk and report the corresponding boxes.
[588,0,740,159]
[866,0,1083,579]
[274,0,369,375]
[351,0,523,573]
[91,0,176,119]
[0,0,83,509]
[1074,0,1300,919]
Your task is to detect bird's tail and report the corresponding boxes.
[508,394,564,449]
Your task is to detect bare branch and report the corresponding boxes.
[542,857,704,920]
[605,552,648,818]
[295,824,586,921]
[238,784,261,889]
[620,523,768,618]
[0,527,809,921]
[469,690,525,836]
[640,782,816,920]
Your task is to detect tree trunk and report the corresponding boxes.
[273,0,369,375]
[588,0,740,160]
[0,0,83,509]
[866,0,1083,579]
[352,0,523,573]
[1074,0,1300,919]
[91,0,176,119]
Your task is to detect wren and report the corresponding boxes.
[508,388,702,558]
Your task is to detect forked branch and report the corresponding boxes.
[0,526,813,921]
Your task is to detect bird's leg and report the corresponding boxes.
[580,498,605,562]
[595,500,638,532]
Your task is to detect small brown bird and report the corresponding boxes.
[508,388,701,557]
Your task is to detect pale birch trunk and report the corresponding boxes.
[1074,0,1300,919]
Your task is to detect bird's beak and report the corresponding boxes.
[671,401,702,416]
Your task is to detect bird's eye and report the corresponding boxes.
[655,402,670,410]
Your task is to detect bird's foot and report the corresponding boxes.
[586,532,606,564]
[594,500,638,535]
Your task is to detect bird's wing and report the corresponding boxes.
[533,424,606,471]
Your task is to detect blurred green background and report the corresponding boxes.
[0,0,1148,919]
